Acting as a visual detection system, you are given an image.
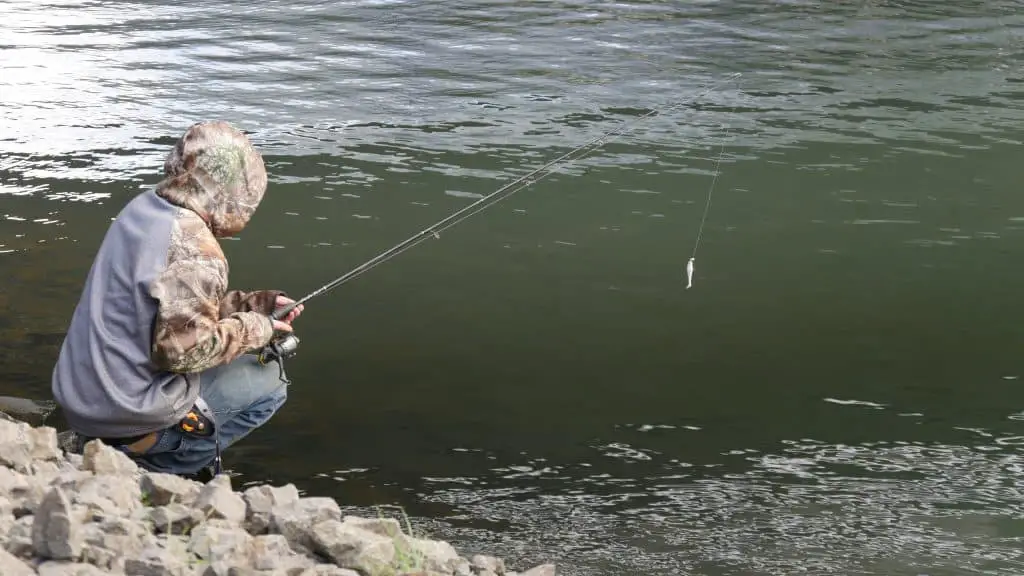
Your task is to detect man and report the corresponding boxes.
[52,120,303,479]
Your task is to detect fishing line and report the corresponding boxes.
[274,71,742,320]
[686,124,731,290]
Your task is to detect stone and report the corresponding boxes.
[269,497,342,552]
[5,514,34,557]
[140,472,200,507]
[29,426,62,462]
[73,475,142,517]
[37,561,108,575]
[311,519,397,575]
[81,439,138,475]
[149,503,202,535]
[519,565,555,576]
[195,474,247,523]
[189,519,255,566]
[341,515,403,538]
[32,486,82,561]
[453,557,473,576]
[471,555,505,575]
[123,545,188,576]
[408,537,461,574]
[252,534,313,572]
[298,566,362,576]
[0,545,35,575]
[0,418,34,472]
[244,483,300,534]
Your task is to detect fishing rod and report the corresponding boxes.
[258,71,742,365]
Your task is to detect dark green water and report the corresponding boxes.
[3,1,1024,574]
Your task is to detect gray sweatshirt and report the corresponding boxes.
[52,121,282,439]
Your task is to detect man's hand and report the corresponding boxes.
[272,295,304,333]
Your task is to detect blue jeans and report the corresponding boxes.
[119,354,289,476]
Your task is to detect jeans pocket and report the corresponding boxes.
[139,427,188,456]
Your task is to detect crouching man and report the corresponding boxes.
[52,120,303,480]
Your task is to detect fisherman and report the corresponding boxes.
[51,120,303,480]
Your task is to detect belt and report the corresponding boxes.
[96,431,160,454]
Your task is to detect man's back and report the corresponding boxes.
[52,189,197,439]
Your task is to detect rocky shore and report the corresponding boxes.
[0,415,556,576]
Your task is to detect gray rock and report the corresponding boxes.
[0,418,35,472]
[519,565,555,576]
[252,534,313,572]
[409,537,462,574]
[149,503,202,535]
[341,515,403,538]
[73,475,143,518]
[0,545,35,576]
[298,566,362,576]
[0,466,44,515]
[310,519,397,575]
[189,519,255,566]
[49,470,94,492]
[81,439,138,476]
[269,497,342,552]
[37,561,108,575]
[195,474,247,523]
[140,472,200,507]
[244,483,300,534]
[29,426,62,462]
[454,557,473,576]
[124,545,188,576]
[472,555,505,575]
[32,486,82,560]
[33,459,62,479]
[5,514,34,557]
[65,453,84,469]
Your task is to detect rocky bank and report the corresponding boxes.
[0,415,556,576]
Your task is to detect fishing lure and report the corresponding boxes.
[686,258,694,289]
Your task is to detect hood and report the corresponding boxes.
[155,121,268,238]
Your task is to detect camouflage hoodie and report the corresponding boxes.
[52,121,281,439]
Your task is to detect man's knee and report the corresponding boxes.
[199,354,290,419]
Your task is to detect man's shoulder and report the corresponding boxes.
[167,206,225,263]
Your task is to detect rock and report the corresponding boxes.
[81,439,138,476]
[37,561,108,575]
[140,472,200,507]
[29,426,62,462]
[189,519,255,566]
[0,546,35,575]
[269,497,342,552]
[32,486,82,560]
[252,534,314,572]
[454,557,473,576]
[311,519,397,575]
[123,545,188,576]
[73,475,142,518]
[407,537,462,574]
[471,555,506,575]
[299,566,362,576]
[195,474,247,523]
[519,565,556,576]
[244,483,300,534]
[5,514,34,557]
[149,503,202,534]
[0,418,34,472]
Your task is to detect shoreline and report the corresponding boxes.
[0,414,556,576]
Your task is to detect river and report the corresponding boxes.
[2,1,1024,574]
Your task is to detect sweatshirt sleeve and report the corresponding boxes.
[149,212,274,374]
[220,289,285,317]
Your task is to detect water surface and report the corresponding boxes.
[2,1,1024,574]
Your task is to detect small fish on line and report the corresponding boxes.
[686,258,694,289]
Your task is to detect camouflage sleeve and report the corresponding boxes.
[149,212,274,374]
[220,289,285,317]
